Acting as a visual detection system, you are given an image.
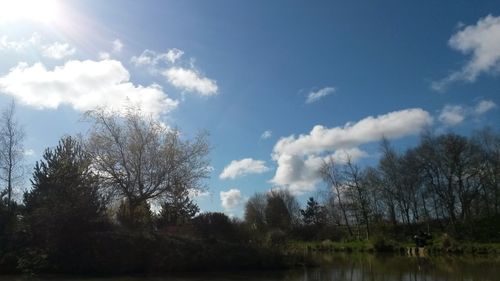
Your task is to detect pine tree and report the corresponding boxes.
[301,197,326,226]
[22,136,107,271]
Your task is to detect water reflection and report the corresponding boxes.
[296,253,500,281]
[1,253,499,281]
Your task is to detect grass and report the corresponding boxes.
[287,238,500,255]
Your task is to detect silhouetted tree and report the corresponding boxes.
[244,192,267,232]
[84,108,210,228]
[0,101,24,210]
[265,192,291,231]
[320,157,353,236]
[22,136,108,271]
[157,183,199,227]
[301,197,325,226]
[116,199,153,230]
[343,158,371,238]
[192,212,235,241]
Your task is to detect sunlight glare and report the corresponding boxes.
[0,0,61,24]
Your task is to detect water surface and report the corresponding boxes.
[2,253,499,281]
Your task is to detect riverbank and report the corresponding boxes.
[0,231,292,275]
[288,239,500,256]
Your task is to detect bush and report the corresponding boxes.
[441,233,455,249]
[266,229,287,247]
[371,236,395,252]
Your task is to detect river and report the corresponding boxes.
[1,253,499,281]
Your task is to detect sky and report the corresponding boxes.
[0,0,499,217]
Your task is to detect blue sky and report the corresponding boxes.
[0,0,499,217]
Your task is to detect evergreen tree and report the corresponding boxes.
[157,183,199,227]
[301,197,326,226]
[265,195,291,231]
[22,136,108,272]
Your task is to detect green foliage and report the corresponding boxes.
[371,236,397,252]
[266,229,287,247]
[192,212,237,242]
[156,184,199,227]
[116,199,153,231]
[265,195,291,231]
[300,197,326,226]
[21,136,109,272]
[0,199,17,247]
[244,192,267,233]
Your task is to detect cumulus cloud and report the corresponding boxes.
[132,49,217,96]
[41,42,76,59]
[0,33,40,51]
[271,108,433,194]
[439,105,465,126]
[0,59,178,118]
[439,99,497,126]
[306,87,335,104]
[163,67,218,96]
[272,148,368,194]
[112,39,123,53]
[261,130,272,140]
[474,99,497,114]
[220,188,243,210]
[220,158,270,180]
[98,52,111,60]
[432,15,500,91]
[131,48,185,66]
[273,108,433,157]
[0,33,75,60]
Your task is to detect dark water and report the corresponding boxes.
[2,253,500,281]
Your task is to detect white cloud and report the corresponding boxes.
[220,158,270,180]
[165,48,184,63]
[41,42,75,59]
[0,34,39,51]
[306,87,335,104]
[98,52,111,60]
[272,148,367,195]
[439,99,497,126]
[0,33,75,60]
[132,49,217,96]
[439,105,465,126]
[163,67,218,96]
[273,108,433,157]
[131,48,185,66]
[188,189,210,198]
[261,130,272,140]
[433,15,500,91]
[0,60,178,118]
[112,39,123,53]
[220,188,243,210]
[131,50,155,66]
[271,108,433,194]
[474,99,497,115]
[23,148,35,156]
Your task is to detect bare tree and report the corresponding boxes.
[320,157,353,236]
[473,128,500,216]
[378,138,401,226]
[0,101,25,209]
[244,192,267,231]
[415,133,482,231]
[84,108,210,226]
[343,157,371,239]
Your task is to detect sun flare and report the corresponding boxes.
[0,0,61,24]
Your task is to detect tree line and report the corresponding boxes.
[243,129,500,243]
[1,103,262,274]
[1,100,499,273]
